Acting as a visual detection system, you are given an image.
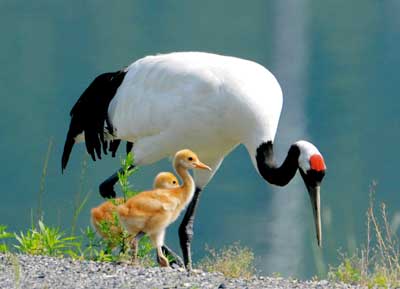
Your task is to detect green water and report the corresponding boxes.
[1,0,399,278]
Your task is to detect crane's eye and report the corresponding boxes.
[188,157,193,161]
[172,181,176,184]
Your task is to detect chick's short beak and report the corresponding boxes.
[194,161,212,171]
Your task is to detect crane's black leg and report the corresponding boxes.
[99,164,135,198]
[179,187,202,270]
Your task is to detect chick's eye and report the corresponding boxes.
[172,181,176,184]
[188,157,193,161]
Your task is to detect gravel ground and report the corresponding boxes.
[0,254,364,289]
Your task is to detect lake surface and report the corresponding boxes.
[1,0,399,278]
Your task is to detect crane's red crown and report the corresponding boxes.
[310,154,326,171]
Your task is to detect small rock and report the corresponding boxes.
[170,263,180,269]
[320,280,329,285]
[218,283,227,289]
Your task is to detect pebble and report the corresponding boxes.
[0,254,366,289]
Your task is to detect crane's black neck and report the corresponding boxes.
[255,141,300,186]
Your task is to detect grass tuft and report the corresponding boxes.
[0,225,13,253]
[328,182,400,288]
[14,220,79,257]
[197,242,256,279]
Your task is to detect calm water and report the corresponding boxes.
[1,0,399,278]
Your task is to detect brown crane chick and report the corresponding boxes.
[90,172,179,247]
[117,149,211,267]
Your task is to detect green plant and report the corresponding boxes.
[330,254,362,284]
[118,152,139,201]
[64,227,111,262]
[97,212,125,251]
[136,235,156,267]
[328,182,400,288]
[14,220,79,257]
[197,242,256,279]
[0,225,12,253]
[75,226,109,261]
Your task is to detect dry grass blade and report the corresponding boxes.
[328,182,400,288]
[197,243,256,279]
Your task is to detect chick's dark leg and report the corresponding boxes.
[131,232,145,264]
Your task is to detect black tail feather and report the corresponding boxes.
[62,114,83,172]
[61,129,76,173]
[61,69,127,171]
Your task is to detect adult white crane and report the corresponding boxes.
[62,52,326,269]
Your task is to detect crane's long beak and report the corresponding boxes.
[194,161,212,171]
[308,185,322,247]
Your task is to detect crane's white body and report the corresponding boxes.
[107,52,283,187]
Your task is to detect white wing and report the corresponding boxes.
[108,52,282,166]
